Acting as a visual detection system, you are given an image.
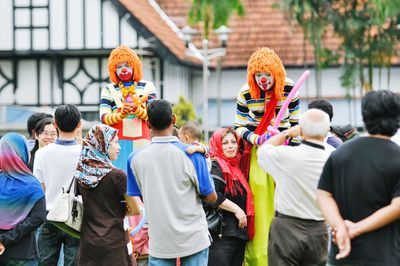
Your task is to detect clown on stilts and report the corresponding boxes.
[235,47,301,266]
[99,45,156,262]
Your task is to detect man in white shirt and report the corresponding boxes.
[34,104,82,266]
[257,109,332,266]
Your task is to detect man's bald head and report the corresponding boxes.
[299,109,330,138]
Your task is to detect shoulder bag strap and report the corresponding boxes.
[66,177,80,197]
[108,84,123,109]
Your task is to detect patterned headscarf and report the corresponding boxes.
[0,133,44,230]
[74,124,118,188]
[209,128,255,239]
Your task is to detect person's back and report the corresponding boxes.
[34,104,82,266]
[79,168,127,245]
[127,100,216,264]
[34,141,81,210]
[75,124,137,266]
[258,109,332,265]
[321,137,400,265]
[131,139,212,257]
[318,90,400,266]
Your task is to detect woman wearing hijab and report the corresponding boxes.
[75,124,139,266]
[208,128,255,266]
[0,133,46,266]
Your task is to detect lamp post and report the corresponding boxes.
[182,25,232,143]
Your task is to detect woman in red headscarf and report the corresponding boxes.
[207,128,255,266]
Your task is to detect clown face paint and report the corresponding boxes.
[255,72,274,91]
[116,62,133,82]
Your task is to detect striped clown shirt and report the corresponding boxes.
[235,78,301,144]
[99,80,157,121]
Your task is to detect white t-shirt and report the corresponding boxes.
[257,140,332,221]
[33,140,81,210]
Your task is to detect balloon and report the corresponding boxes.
[266,125,280,135]
[271,70,310,133]
[129,206,147,236]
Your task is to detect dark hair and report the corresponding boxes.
[362,90,400,137]
[54,104,81,133]
[27,112,53,138]
[308,99,333,121]
[34,117,55,136]
[29,117,56,171]
[147,100,173,131]
[180,121,202,141]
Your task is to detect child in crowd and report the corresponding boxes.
[178,121,211,171]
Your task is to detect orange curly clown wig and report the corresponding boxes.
[107,45,143,84]
[247,47,286,100]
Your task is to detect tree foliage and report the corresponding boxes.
[279,0,400,93]
[173,95,198,128]
[188,0,245,39]
[276,0,334,97]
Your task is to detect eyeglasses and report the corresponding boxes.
[39,131,58,138]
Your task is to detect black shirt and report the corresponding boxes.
[210,161,249,240]
[318,137,400,265]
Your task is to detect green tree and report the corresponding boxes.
[173,95,198,128]
[188,0,244,39]
[279,0,400,94]
[329,0,400,93]
[278,0,339,98]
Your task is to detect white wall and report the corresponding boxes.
[162,60,190,104]
[0,0,14,50]
[0,0,142,51]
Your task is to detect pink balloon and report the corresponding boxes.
[272,70,310,131]
[267,125,280,135]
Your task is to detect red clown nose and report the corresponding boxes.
[260,77,267,83]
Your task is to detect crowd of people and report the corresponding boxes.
[1,45,400,266]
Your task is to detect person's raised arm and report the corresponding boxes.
[235,89,259,145]
[186,145,206,155]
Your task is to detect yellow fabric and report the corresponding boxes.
[244,146,275,266]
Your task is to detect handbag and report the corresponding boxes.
[46,177,83,239]
[204,175,226,238]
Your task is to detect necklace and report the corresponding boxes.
[118,82,136,103]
